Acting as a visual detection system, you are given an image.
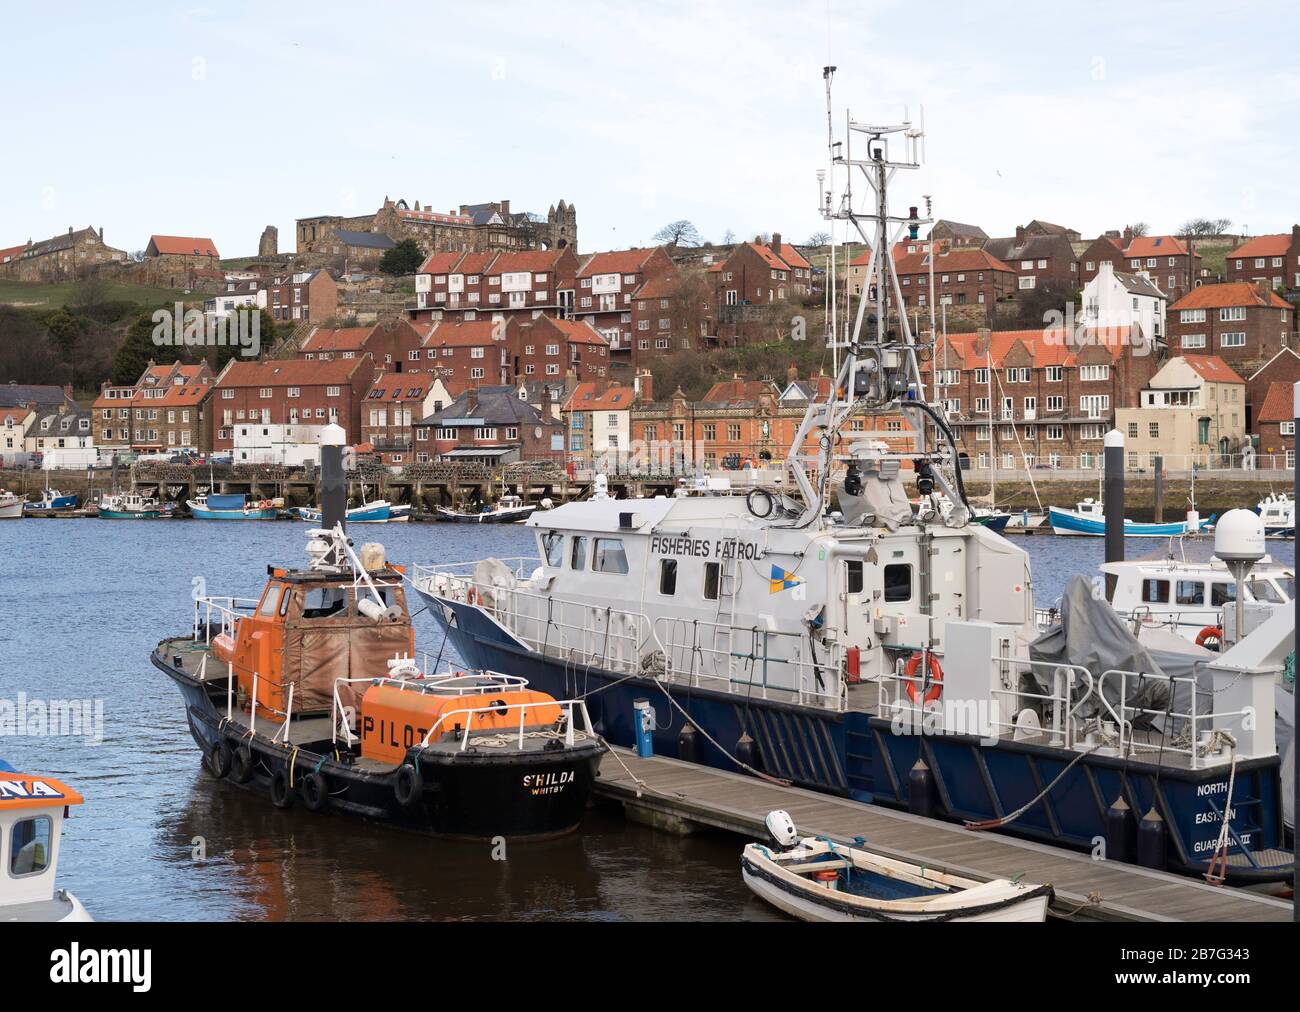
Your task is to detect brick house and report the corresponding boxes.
[412,319,515,388]
[93,361,215,456]
[511,316,609,385]
[412,385,563,465]
[573,247,677,354]
[412,248,580,325]
[1254,382,1296,469]
[359,371,444,466]
[264,269,338,325]
[210,357,374,451]
[982,229,1079,292]
[1166,282,1293,370]
[1245,347,1300,431]
[891,247,1018,322]
[1226,226,1300,289]
[929,220,988,247]
[925,327,1156,468]
[299,320,428,373]
[1077,234,1128,288]
[1122,235,1201,301]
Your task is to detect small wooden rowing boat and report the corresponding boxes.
[742,811,1051,922]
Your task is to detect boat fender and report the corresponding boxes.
[270,769,295,809]
[230,745,256,784]
[301,772,329,812]
[735,732,758,771]
[1195,626,1223,651]
[394,763,424,807]
[1136,807,1167,871]
[904,651,943,704]
[205,741,232,779]
[677,722,700,765]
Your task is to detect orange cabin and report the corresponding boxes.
[212,568,414,720]
[360,684,564,764]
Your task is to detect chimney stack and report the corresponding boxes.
[1123,226,1134,242]
[787,361,798,384]
[1015,225,1025,242]
[771,231,782,254]
[635,368,654,404]
[467,388,479,413]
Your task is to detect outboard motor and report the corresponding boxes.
[765,809,798,850]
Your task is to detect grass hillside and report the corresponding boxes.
[0,278,204,311]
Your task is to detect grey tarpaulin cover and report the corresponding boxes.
[1277,685,1295,830]
[1028,574,1216,727]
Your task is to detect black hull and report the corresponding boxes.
[154,648,602,841]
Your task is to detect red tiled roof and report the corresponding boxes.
[631,273,678,299]
[702,378,778,404]
[1169,282,1290,311]
[1178,354,1245,385]
[776,243,811,270]
[149,235,219,257]
[0,243,26,263]
[424,320,502,347]
[1228,234,1291,260]
[1256,381,1296,424]
[925,327,1130,371]
[544,318,608,346]
[366,372,435,400]
[578,249,657,277]
[486,250,565,274]
[749,244,788,271]
[300,325,377,352]
[1124,235,1190,258]
[563,382,635,412]
[418,252,463,275]
[216,357,366,388]
[894,247,1015,274]
[452,252,496,275]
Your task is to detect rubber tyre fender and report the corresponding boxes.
[301,771,329,812]
[270,769,295,809]
[394,763,424,808]
[230,745,255,784]
[205,741,232,779]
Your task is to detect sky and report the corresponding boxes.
[1,0,1296,259]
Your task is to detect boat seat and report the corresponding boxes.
[783,858,852,874]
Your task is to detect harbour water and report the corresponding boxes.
[0,519,1291,920]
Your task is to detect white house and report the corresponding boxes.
[232,422,323,466]
[0,407,36,467]
[1080,261,1167,345]
[26,406,95,468]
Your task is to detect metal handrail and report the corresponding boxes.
[418,697,595,753]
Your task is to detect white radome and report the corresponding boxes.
[1214,508,1266,562]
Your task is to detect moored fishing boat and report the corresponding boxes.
[742,811,1051,922]
[186,492,282,520]
[0,489,23,519]
[1048,499,1213,537]
[152,510,604,840]
[23,488,78,514]
[435,494,535,524]
[0,761,92,922]
[1256,492,1294,538]
[293,499,409,524]
[98,491,171,519]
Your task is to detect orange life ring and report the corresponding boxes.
[1195,626,1223,650]
[466,587,477,606]
[905,651,943,704]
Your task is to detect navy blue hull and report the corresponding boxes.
[431,596,1292,881]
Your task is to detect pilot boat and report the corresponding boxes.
[411,97,1296,883]
[152,525,604,839]
[187,492,282,520]
[0,489,23,519]
[1256,492,1294,538]
[0,762,91,921]
[742,811,1050,923]
[436,494,535,524]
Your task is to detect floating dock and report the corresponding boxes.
[593,747,1292,922]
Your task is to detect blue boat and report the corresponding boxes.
[1048,501,1214,538]
[293,500,409,524]
[187,493,281,520]
[23,488,78,512]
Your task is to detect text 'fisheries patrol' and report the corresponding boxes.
[650,536,763,560]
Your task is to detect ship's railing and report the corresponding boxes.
[417,696,596,753]
[652,616,845,711]
[1093,667,1243,769]
[192,595,260,643]
[413,563,848,711]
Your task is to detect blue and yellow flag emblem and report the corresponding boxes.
[769,565,803,594]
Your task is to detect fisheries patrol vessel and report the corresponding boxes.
[413,87,1297,883]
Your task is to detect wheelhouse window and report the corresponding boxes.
[301,586,348,619]
[593,538,629,574]
[9,816,51,876]
[541,531,564,567]
[883,564,911,603]
[1247,578,1283,604]
[659,558,677,595]
[703,561,721,600]
[258,584,285,616]
[1141,579,1170,604]
[1175,581,1204,606]
[1210,583,1235,607]
[845,560,864,595]
[571,536,589,570]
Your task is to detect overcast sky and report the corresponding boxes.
[2,0,1295,259]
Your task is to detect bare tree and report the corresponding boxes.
[653,220,703,248]
[722,229,736,245]
[805,232,831,247]
[1178,217,1233,238]
[1128,222,1150,237]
